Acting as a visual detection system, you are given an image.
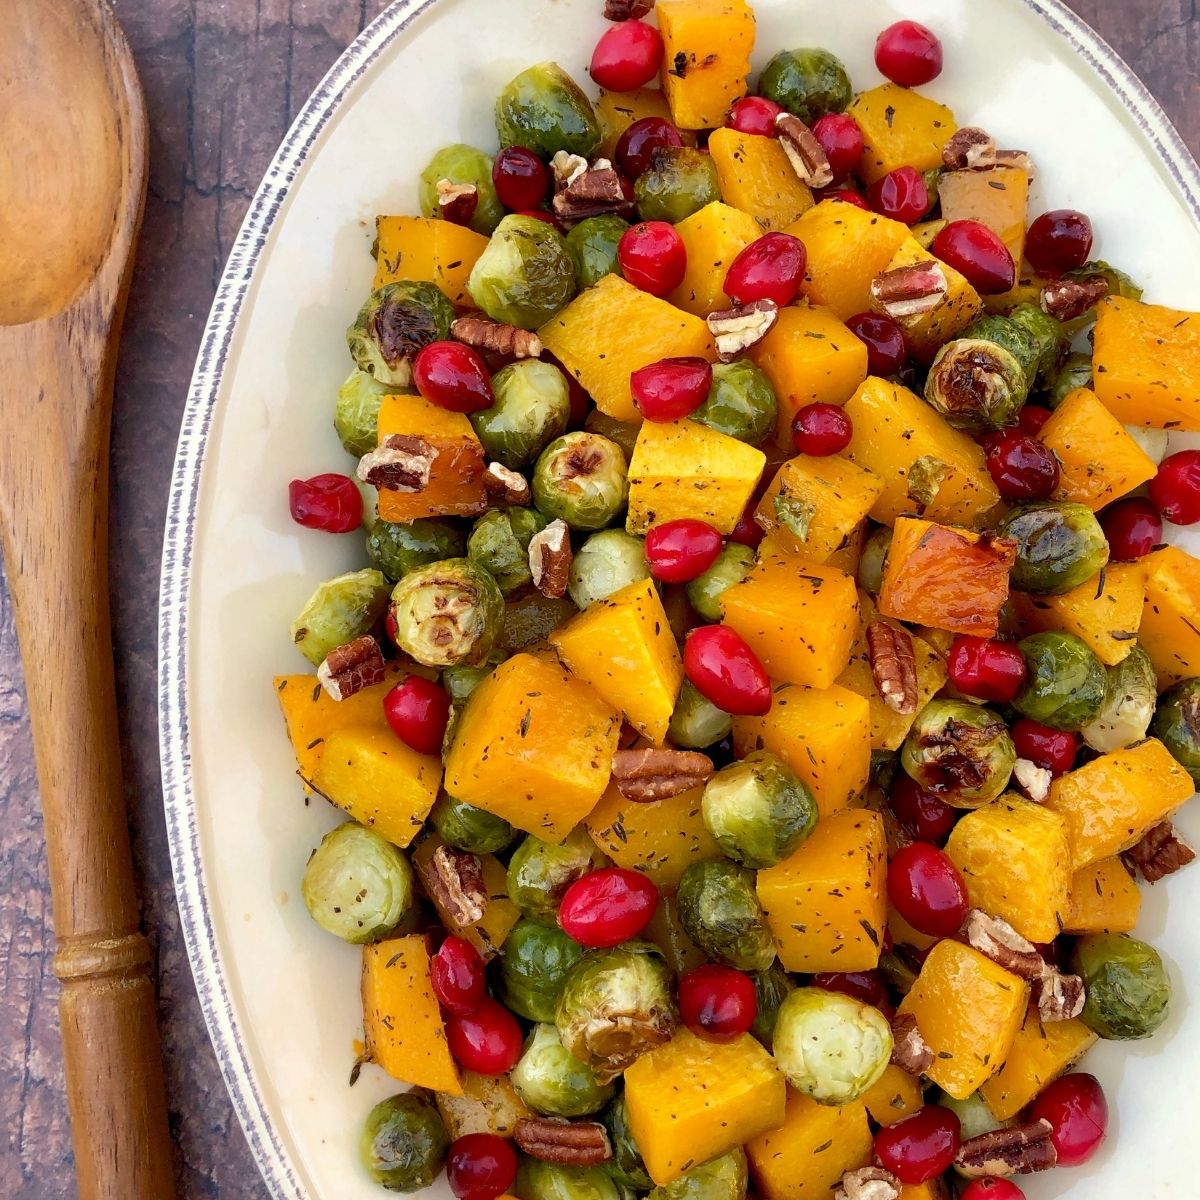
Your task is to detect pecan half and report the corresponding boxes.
[707,299,779,361]
[955,1120,1058,1178]
[436,178,478,227]
[515,1118,612,1166]
[529,518,573,599]
[484,461,532,506]
[552,156,632,224]
[1040,276,1109,321]
[317,635,386,701]
[1032,968,1087,1023]
[603,0,652,19]
[835,1166,901,1200]
[962,910,1046,979]
[357,434,436,491]
[1123,820,1196,884]
[942,126,998,170]
[452,314,543,360]
[871,261,948,321]
[1012,757,1052,803]
[774,112,834,188]
[866,621,919,715]
[419,844,488,929]
[612,747,714,802]
[890,1012,934,1076]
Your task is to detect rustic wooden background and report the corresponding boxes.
[0,1,1194,1196]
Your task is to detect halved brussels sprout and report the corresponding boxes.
[388,558,505,668]
[515,1161,625,1200]
[750,965,795,1051]
[367,518,466,583]
[963,313,1043,389]
[900,699,1016,809]
[418,143,504,236]
[856,526,893,596]
[496,62,603,160]
[1046,351,1094,408]
[533,432,629,530]
[997,502,1110,595]
[676,859,776,972]
[648,1148,748,1200]
[500,919,587,1023]
[603,1094,654,1192]
[430,793,515,855]
[512,1023,616,1117]
[507,828,607,924]
[1073,932,1171,1040]
[1007,303,1068,383]
[567,215,630,289]
[1081,645,1157,752]
[634,147,722,226]
[1013,632,1107,733]
[347,281,456,388]
[472,359,572,470]
[924,337,1028,433]
[290,567,390,665]
[467,507,550,595]
[568,528,651,609]
[468,214,577,330]
[668,679,734,750]
[691,360,778,445]
[686,542,756,622]
[584,409,641,464]
[335,368,391,458]
[757,48,852,122]
[1151,677,1200,786]
[359,1091,448,1192]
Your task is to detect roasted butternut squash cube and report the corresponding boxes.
[720,550,858,687]
[539,275,716,423]
[978,1007,1099,1121]
[411,835,518,959]
[899,1185,947,1200]
[376,392,487,522]
[984,269,1049,316]
[944,797,1072,943]
[756,810,887,973]
[937,166,1030,265]
[625,1027,785,1186]
[596,86,678,159]
[435,1071,533,1141]
[643,890,707,974]
[1139,546,1200,688]
[732,682,871,817]
[627,417,765,534]
[1092,296,1200,430]
[1062,857,1142,935]
[824,521,867,577]
[878,517,1014,637]
[667,201,762,317]
[443,654,621,842]
[373,215,489,307]
[1045,737,1195,870]
[887,907,937,953]
[843,377,1001,527]
[897,940,1029,1099]
[912,218,947,251]
[708,127,814,231]
[849,82,958,184]
[862,1064,925,1128]
[362,936,462,1094]
[657,0,756,131]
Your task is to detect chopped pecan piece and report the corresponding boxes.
[890,1012,934,1076]
[451,314,543,360]
[871,261,948,321]
[357,434,436,492]
[774,112,834,188]
[552,155,633,224]
[707,299,779,361]
[955,1119,1058,1178]
[419,844,488,928]
[612,747,714,802]
[1040,276,1109,322]
[515,1118,612,1166]
[1031,968,1086,1023]
[1012,757,1052,803]
[866,621,919,715]
[484,461,532,506]
[551,150,590,189]
[1123,820,1196,884]
[942,126,998,170]
[962,910,1046,979]
[603,0,653,19]
[316,635,386,701]
[835,1166,901,1200]
[436,178,478,227]
[528,518,573,599]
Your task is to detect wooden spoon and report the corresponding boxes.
[0,3,175,1197]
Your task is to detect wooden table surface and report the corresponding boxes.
[0,1,1194,1195]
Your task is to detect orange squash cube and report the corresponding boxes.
[849,82,957,183]
[373,215,489,307]
[435,1073,533,1141]
[1062,857,1142,935]
[1139,546,1200,688]
[667,201,762,316]
[708,127,814,231]
[595,87,679,159]
[657,0,756,131]
[862,1064,925,1128]
[937,166,1031,265]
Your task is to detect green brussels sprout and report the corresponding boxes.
[648,1149,748,1200]
[1151,677,1200,786]
[347,281,456,388]
[962,314,1043,390]
[997,502,1110,596]
[335,368,391,458]
[668,679,734,750]
[1006,303,1068,383]
[533,432,629,530]
[856,526,893,596]
[603,1095,653,1191]
[507,828,607,924]
[677,859,776,972]
[900,699,1016,808]
[1073,932,1171,1040]
[686,542,756,622]
[512,1022,616,1117]
[515,1161,625,1200]
[691,360,778,445]
[568,529,650,609]
[567,215,630,288]
[301,822,413,943]
[584,409,641,463]
[430,793,515,855]
[467,507,550,595]
[472,360,573,470]
[701,751,818,869]
[757,49,853,123]
[556,944,678,1083]
[469,214,577,330]
[924,338,1029,433]
[289,567,390,665]
[772,988,893,1106]
[418,143,504,236]
[500,919,587,1022]
[359,1091,448,1192]
[496,62,602,160]
[388,557,505,668]
[935,1090,1010,1148]
[634,146,722,225]
[1012,632,1107,733]
[1081,645,1157,752]
[367,518,466,582]
[1046,351,1094,408]
[750,965,795,1051]
[1065,259,1144,305]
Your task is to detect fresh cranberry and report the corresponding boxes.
[724,233,807,307]
[615,116,684,179]
[445,999,523,1075]
[947,636,1028,703]
[875,20,944,87]
[1025,210,1094,275]
[792,403,853,456]
[413,341,494,413]
[619,221,687,296]
[383,676,453,756]
[645,519,724,583]
[984,430,1061,501]
[1148,449,1200,525]
[684,625,772,716]
[590,19,663,92]
[825,188,870,209]
[729,502,765,548]
[430,937,487,1017]
[889,774,958,843]
[1011,718,1078,776]
[559,867,660,947]
[516,208,558,225]
[887,843,970,938]
[868,166,929,224]
[1101,496,1163,560]
[288,473,363,533]
[961,1183,1026,1200]
[845,312,907,376]
[811,971,893,1017]
[631,357,712,421]
[491,147,548,211]
[874,1105,961,1184]
[1028,1073,1109,1167]
[932,220,1017,295]
[446,1133,518,1200]
[1017,405,1053,436]
[811,113,864,183]
[726,96,783,137]
[679,964,758,1040]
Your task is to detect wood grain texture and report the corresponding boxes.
[0,2,1191,1197]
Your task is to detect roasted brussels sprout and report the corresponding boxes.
[388,558,504,668]
[515,1161,625,1200]
[1013,632,1107,732]
[685,542,755,622]
[1073,932,1171,1040]
[367,518,466,582]
[856,526,893,596]
[773,988,893,1106]
[1007,303,1067,383]
[472,359,572,470]
[335,368,391,458]
[418,143,504,236]
[648,1149,749,1200]
[533,432,629,530]
[1046,351,1094,408]
[750,965,795,1051]
[757,48,852,122]
[467,507,550,595]
[347,281,455,388]
[430,793,515,855]
[900,699,1016,808]
[1065,259,1144,305]
[702,751,818,869]
[668,679,734,750]
[468,214,577,330]
[997,502,1110,596]
[584,409,641,463]
[507,828,607,924]
[500,919,587,1023]
[495,62,602,160]
[634,146,722,225]
[567,215,629,289]
[936,1090,1010,1141]
[568,529,650,609]
[603,1095,654,1192]
[691,360,778,445]
[924,337,1029,433]
[677,859,776,972]
[512,1022,616,1117]
[962,314,1043,390]
[1081,645,1157,752]
[290,567,390,665]
[1151,677,1200,786]
[360,1091,448,1192]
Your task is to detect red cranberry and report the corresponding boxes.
[1025,210,1094,275]
[811,971,893,1017]
[631,356,712,422]
[645,519,724,583]
[1011,718,1078,776]
[383,676,452,756]
[1148,448,1200,525]
[932,220,1017,295]
[874,1105,961,1184]
[1028,1072,1108,1167]
[446,1133,518,1200]
[792,403,853,456]
[1016,405,1053,436]
[413,341,494,413]
[288,473,363,533]
[729,502,765,548]
[619,221,687,296]
[947,636,1028,703]
[726,96,783,137]
[516,208,558,225]
[845,312,908,376]
[616,116,684,179]
[825,188,870,209]
[889,774,958,843]
[559,868,659,948]
[984,430,1061,501]
[887,842,970,938]
[724,233,807,307]
[960,1183,1026,1200]
[684,625,772,716]
[445,999,523,1075]
[679,964,757,1040]
[430,937,487,1016]
[491,147,548,211]
[875,20,944,87]
[868,166,929,224]
[811,113,864,183]
[1101,496,1163,560]
[590,19,663,92]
